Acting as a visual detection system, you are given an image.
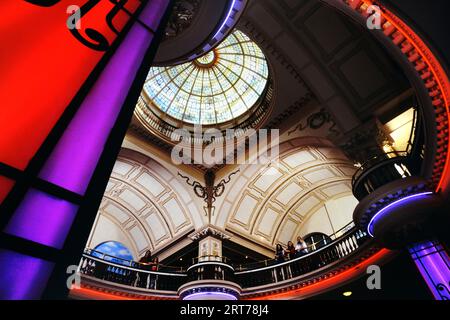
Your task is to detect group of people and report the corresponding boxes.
[275,236,310,263]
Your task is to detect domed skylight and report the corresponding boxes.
[142,30,269,125]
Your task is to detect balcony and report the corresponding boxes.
[73,224,376,300]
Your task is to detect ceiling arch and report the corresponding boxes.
[87,148,205,257]
[214,137,358,248]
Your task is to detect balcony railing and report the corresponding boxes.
[352,107,425,200]
[135,78,274,146]
[79,251,187,292]
[234,227,369,289]
[78,226,370,296]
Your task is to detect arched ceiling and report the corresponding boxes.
[213,137,358,248]
[89,137,358,258]
[87,149,205,257]
[129,0,411,168]
[90,0,416,257]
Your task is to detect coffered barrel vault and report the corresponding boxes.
[87,149,205,258]
[214,137,358,248]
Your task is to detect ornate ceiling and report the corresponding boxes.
[89,136,358,258]
[213,137,358,250]
[87,149,205,259]
[89,0,414,259]
[130,0,410,167]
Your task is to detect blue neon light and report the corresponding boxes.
[367,192,433,237]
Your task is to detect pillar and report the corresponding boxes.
[0,0,172,299]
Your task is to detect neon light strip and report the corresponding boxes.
[367,192,433,237]
[183,291,238,300]
[212,0,237,40]
[186,262,234,272]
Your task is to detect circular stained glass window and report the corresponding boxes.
[142,29,269,125]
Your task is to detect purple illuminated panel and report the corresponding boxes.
[0,250,54,300]
[408,240,450,300]
[5,189,78,249]
[38,0,169,195]
[183,292,238,300]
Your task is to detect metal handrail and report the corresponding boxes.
[352,151,408,186]
[79,226,369,292]
[232,221,356,271]
[83,248,185,273]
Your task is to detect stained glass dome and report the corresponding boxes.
[142,30,269,125]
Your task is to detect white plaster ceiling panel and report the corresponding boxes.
[128,225,148,252]
[148,159,173,181]
[87,215,138,259]
[103,201,130,224]
[105,181,117,193]
[227,175,249,200]
[233,192,260,226]
[188,202,204,229]
[303,167,336,184]
[169,177,193,204]
[278,219,298,245]
[112,160,135,177]
[91,148,201,257]
[144,213,168,242]
[299,206,334,237]
[274,181,303,206]
[242,162,263,179]
[134,170,166,198]
[252,166,284,193]
[118,189,147,212]
[220,139,357,249]
[282,149,316,169]
[293,194,321,218]
[256,206,280,239]
[162,197,189,230]
[320,182,351,198]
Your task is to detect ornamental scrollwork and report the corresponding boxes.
[164,0,200,39]
[24,0,146,51]
[288,108,339,136]
[178,169,239,222]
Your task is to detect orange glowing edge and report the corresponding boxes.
[243,248,393,300]
[69,249,393,300]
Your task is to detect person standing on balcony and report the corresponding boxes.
[139,250,152,264]
[275,244,285,263]
[285,241,296,260]
[295,236,308,257]
[136,250,152,288]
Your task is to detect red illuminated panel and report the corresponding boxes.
[0,176,14,204]
[0,1,141,170]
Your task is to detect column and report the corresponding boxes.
[0,0,172,299]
